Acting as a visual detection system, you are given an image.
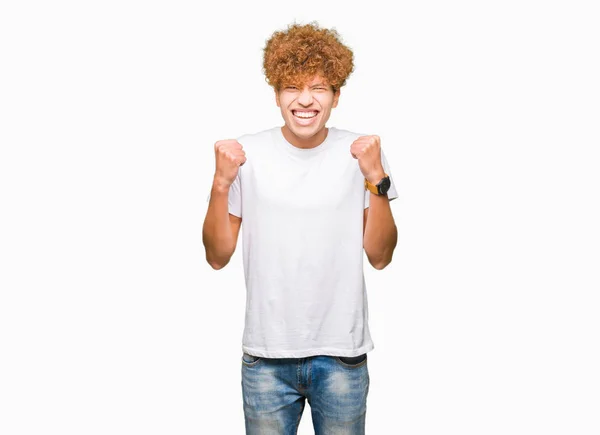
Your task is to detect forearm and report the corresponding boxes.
[363,192,397,269]
[202,177,235,267]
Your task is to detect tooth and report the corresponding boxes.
[295,111,317,118]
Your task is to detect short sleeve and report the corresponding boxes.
[364,147,398,209]
[206,171,242,218]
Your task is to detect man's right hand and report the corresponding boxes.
[213,139,247,188]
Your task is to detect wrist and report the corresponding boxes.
[212,176,231,194]
[365,170,386,186]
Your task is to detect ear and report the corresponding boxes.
[275,88,281,107]
[332,88,341,108]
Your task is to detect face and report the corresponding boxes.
[275,75,340,148]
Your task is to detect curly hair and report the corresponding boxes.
[263,21,355,92]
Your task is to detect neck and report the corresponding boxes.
[281,125,329,149]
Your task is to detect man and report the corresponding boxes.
[203,21,398,435]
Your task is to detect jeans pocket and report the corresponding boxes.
[334,353,367,368]
[242,352,262,366]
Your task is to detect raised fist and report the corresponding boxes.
[350,135,385,185]
[213,139,246,187]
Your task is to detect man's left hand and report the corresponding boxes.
[350,135,386,185]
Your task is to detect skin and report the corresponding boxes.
[202,74,397,270]
[202,139,245,269]
[275,75,340,149]
[355,135,398,269]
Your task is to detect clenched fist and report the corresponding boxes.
[350,135,385,184]
[213,139,246,188]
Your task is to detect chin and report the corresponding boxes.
[288,122,322,136]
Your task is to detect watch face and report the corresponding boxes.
[378,177,391,195]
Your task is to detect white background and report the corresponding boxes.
[1,0,599,434]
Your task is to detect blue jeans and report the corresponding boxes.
[241,352,370,434]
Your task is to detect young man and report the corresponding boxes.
[203,21,398,435]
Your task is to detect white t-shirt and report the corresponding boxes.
[208,126,398,358]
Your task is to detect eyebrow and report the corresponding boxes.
[286,83,328,88]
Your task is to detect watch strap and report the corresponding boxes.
[364,173,389,195]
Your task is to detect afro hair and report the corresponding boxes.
[263,21,355,92]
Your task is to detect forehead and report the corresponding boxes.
[305,75,327,86]
[285,74,330,87]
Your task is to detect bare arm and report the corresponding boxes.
[352,135,398,270]
[202,179,242,269]
[363,192,398,270]
[202,139,246,270]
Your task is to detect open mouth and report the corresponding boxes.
[292,110,319,124]
[292,110,319,118]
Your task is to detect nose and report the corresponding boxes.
[297,87,314,106]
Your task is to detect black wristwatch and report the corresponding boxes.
[364,173,391,196]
